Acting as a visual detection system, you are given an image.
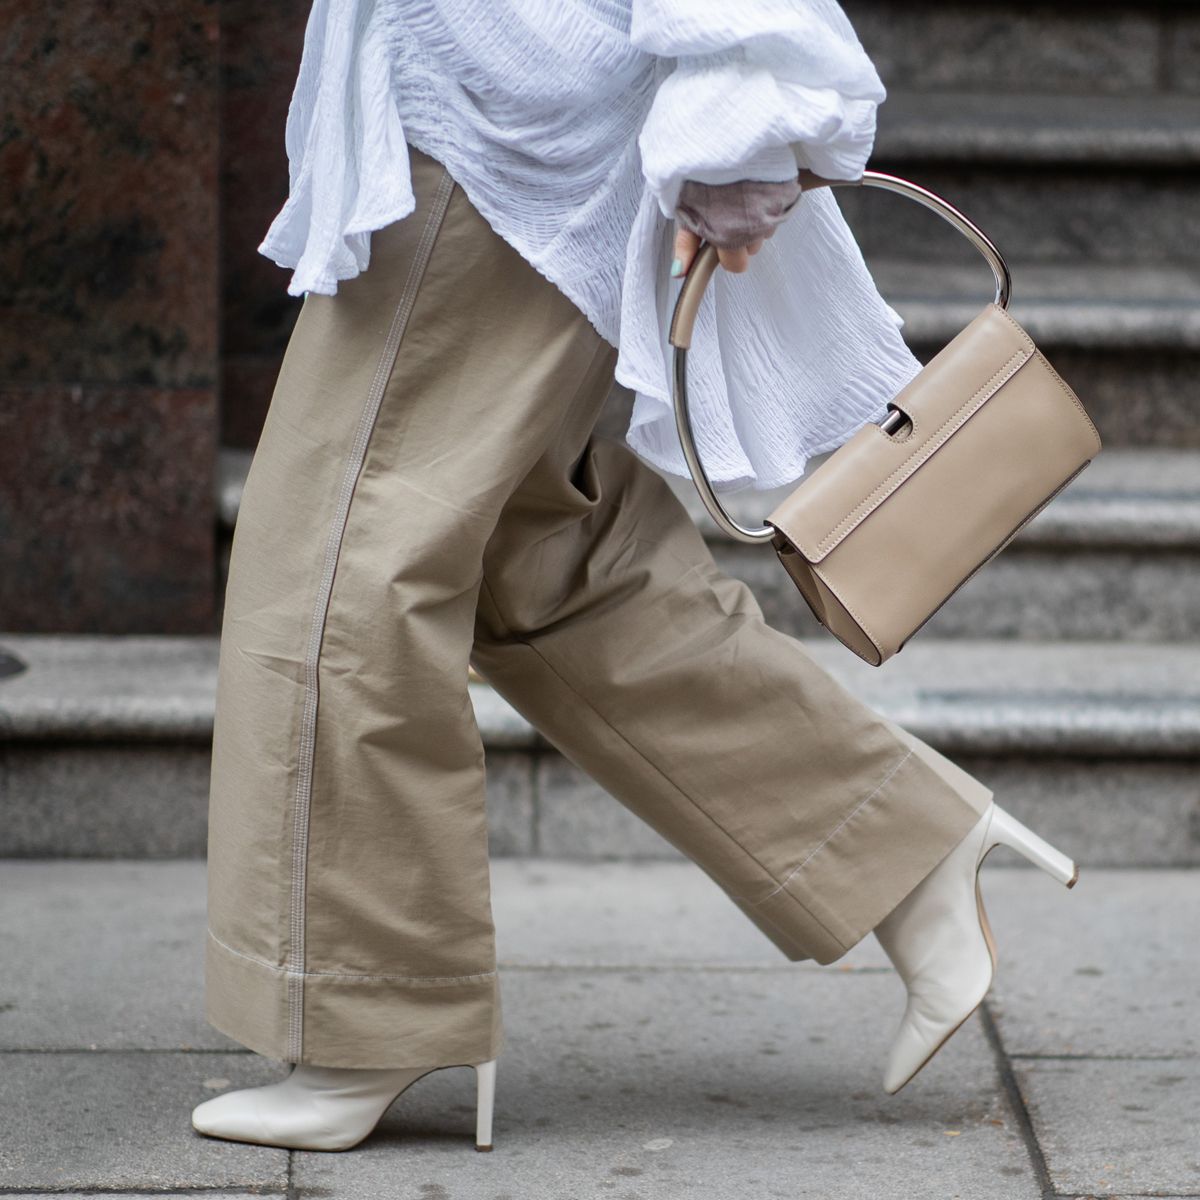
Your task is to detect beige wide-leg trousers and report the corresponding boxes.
[205,146,993,1070]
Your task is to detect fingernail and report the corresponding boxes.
[670,257,684,278]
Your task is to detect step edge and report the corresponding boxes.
[2,676,1198,759]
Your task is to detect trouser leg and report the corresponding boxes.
[205,146,615,1068]
[473,428,993,964]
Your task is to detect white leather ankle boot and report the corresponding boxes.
[873,801,1077,1094]
[191,1059,497,1152]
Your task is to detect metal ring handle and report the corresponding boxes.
[669,169,1013,545]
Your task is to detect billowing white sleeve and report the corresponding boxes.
[630,0,885,215]
[615,0,919,494]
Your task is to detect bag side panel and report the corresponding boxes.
[768,304,1033,561]
[801,354,1102,651]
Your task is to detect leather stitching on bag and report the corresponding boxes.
[803,344,1031,559]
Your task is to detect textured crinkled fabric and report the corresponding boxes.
[255,0,921,491]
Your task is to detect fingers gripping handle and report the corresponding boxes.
[667,168,1013,545]
[667,171,844,352]
[667,171,844,351]
[668,169,1010,350]
[667,173,849,542]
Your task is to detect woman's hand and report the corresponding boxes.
[673,227,765,275]
[671,175,803,277]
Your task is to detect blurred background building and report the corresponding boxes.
[1,3,1198,862]
[4,3,1199,637]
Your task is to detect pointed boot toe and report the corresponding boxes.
[880,966,993,1094]
[874,800,1077,1094]
[191,1089,274,1145]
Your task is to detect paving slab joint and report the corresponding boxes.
[980,1001,1058,1200]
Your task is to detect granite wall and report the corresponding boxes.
[0,1,305,633]
[1,2,1195,632]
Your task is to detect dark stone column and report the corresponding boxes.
[220,1,307,450]
[0,2,221,632]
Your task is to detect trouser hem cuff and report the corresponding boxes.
[763,739,993,964]
[205,930,504,1069]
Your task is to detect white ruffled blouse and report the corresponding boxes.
[258,0,921,491]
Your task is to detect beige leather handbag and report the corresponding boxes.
[669,169,1103,667]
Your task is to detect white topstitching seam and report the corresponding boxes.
[209,929,495,984]
[285,170,456,1060]
[749,747,915,907]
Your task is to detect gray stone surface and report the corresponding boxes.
[0,860,229,1051]
[492,858,890,971]
[6,634,1200,862]
[761,640,1200,764]
[1168,12,1200,94]
[1054,350,1200,449]
[0,742,212,857]
[0,634,215,741]
[215,445,252,529]
[1015,1059,1200,1197]
[484,752,536,856]
[841,169,1200,269]
[0,1052,286,1190]
[294,970,1035,1200]
[3,858,1196,1194]
[961,757,1200,869]
[7,634,1199,761]
[985,869,1200,1058]
[844,3,1161,96]
[872,260,1200,351]
[875,92,1200,165]
[469,680,541,749]
[536,755,683,859]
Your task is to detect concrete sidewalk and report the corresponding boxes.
[1,858,1196,1198]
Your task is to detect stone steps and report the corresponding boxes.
[671,449,1200,643]
[591,263,1200,455]
[873,92,1200,167]
[217,447,1200,641]
[688,259,1200,448]
[871,260,1200,352]
[842,2,1196,101]
[1,633,1198,867]
[830,90,1200,267]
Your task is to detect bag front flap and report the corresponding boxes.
[768,304,1035,564]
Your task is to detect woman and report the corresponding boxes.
[192,0,1077,1152]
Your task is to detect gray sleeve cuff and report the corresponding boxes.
[674,176,804,249]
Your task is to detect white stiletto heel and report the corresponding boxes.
[873,800,1077,1094]
[474,1059,496,1151]
[191,1057,499,1152]
[985,805,1078,888]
